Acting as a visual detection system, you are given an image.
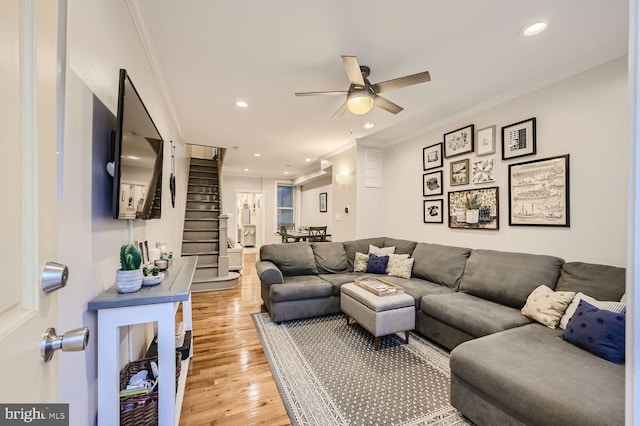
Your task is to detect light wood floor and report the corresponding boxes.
[179,253,291,425]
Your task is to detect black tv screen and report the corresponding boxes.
[112,69,163,220]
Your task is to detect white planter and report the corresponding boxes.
[116,269,143,293]
[454,208,466,223]
[466,209,479,224]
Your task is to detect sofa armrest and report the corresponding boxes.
[256,260,284,285]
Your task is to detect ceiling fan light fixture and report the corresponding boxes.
[346,89,374,115]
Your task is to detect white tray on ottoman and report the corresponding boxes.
[340,282,415,351]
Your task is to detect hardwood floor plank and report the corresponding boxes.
[180,252,291,425]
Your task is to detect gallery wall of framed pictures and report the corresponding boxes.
[421,116,570,229]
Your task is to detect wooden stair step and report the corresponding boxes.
[196,263,218,269]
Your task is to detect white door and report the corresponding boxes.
[0,0,61,404]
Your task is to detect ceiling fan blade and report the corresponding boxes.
[374,95,404,114]
[371,71,431,94]
[331,102,348,119]
[295,91,348,96]
[341,56,365,86]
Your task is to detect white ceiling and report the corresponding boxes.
[134,0,628,178]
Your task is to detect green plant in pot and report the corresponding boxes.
[464,193,481,224]
[115,244,144,293]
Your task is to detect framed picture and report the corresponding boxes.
[472,158,496,184]
[423,199,444,224]
[502,117,536,160]
[319,192,327,212]
[448,187,499,230]
[476,125,496,156]
[450,159,469,186]
[508,154,570,227]
[423,171,443,196]
[444,124,474,158]
[423,142,443,170]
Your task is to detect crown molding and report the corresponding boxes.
[125,0,184,142]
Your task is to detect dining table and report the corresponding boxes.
[285,230,331,242]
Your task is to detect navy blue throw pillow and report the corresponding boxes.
[366,253,389,274]
[561,299,625,364]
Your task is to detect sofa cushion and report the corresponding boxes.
[388,258,414,279]
[555,262,626,302]
[385,253,410,273]
[562,300,626,364]
[368,245,395,256]
[411,243,471,289]
[343,237,386,270]
[384,237,418,255]
[421,292,532,337]
[450,323,624,426]
[383,276,455,308]
[271,276,333,302]
[459,249,564,309]
[319,272,372,296]
[311,242,349,274]
[366,253,389,274]
[520,285,575,329]
[353,252,369,272]
[560,292,627,330]
[260,242,318,276]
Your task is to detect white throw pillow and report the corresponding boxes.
[388,258,414,279]
[368,244,396,256]
[521,285,575,329]
[353,252,369,272]
[559,292,627,330]
[385,253,410,273]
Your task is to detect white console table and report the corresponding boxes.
[89,256,197,426]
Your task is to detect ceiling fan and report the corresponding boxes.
[295,55,431,118]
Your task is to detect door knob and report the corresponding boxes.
[41,327,89,362]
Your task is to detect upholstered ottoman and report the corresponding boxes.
[340,282,415,350]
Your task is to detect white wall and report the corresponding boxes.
[57,1,189,424]
[299,175,332,233]
[378,57,628,266]
[330,145,358,241]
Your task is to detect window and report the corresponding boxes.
[277,184,294,229]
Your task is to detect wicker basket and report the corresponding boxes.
[119,353,181,426]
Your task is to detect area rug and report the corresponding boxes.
[252,313,472,426]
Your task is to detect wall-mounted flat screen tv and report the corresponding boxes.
[112,69,163,220]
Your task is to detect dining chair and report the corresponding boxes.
[279,225,295,243]
[308,226,327,242]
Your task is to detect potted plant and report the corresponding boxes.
[115,244,143,293]
[464,193,481,224]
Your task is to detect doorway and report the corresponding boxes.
[236,191,264,249]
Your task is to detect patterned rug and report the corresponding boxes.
[252,313,472,426]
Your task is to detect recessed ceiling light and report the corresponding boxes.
[254,153,261,157]
[305,158,312,162]
[363,122,375,129]
[235,100,248,108]
[284,171,290,174]
[522,21,548,37]
[243,168,250,172]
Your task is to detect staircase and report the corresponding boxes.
[181,157,239,291]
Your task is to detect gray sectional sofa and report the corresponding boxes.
[255,237,626,426]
